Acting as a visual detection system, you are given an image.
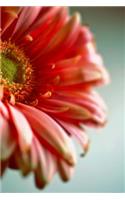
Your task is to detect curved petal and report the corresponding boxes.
[33,137,51,188]
[7,104,33,153]
[38,89,107,127]
[0,101,9,119]
[17,103,76,166]
[1,7,21,34]
[45,54,109,87]
[25,7,68,61]
[0,160,9,176]
[38,98,91,122]
[59,121,90,154]
[35,13,81,63]
[58,159,75,182]
[11,7,42,41]
[28,7,64,37]
[0,114,16,161]
[44,148,57,182]
[9,137,38,173]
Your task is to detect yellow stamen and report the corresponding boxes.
[0,40,34,102]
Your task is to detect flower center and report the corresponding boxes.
[1,53,25,84]
[0,40,33,102]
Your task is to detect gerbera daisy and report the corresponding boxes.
[0,6,110,189]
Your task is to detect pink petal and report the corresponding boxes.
[38,98,91,121]
[0,101,9,119]
[11,7,42,41]
[44,148,57,182]
[17,103,76,166]
[7,104,33,153]
[58,159,75,182]
[59,121,89,154]
[0,115,16,161]
[33,137,50,188]
[48,54,109,86]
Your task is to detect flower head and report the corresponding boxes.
[0,7,110,188]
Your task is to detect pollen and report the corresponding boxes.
[0,40,33,103]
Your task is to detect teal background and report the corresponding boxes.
[1,7,125,193]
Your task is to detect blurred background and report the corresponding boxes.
[1,7,124,193]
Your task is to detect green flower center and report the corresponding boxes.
[0,53,25,84]
[0,41,33,102]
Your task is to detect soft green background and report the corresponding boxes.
[1,7,125,193]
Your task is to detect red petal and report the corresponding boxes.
[35,13,81,63]
[1,7,21,34]
[48,54,109,87]
[26,7,68,61]
[11,7,42,41]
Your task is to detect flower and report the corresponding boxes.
[0,6,110,189]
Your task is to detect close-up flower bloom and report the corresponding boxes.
[0,6,110,189]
